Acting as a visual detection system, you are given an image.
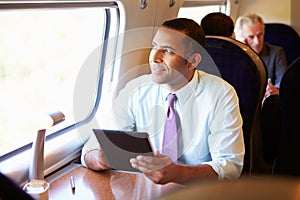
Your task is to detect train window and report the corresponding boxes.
[0,2,119,158]
[178,0,227,22]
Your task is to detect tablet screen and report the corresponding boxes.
[93,129,154,173]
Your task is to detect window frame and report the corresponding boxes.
[182,0,227,7]
[0,0,120,185]
[180,0,229,15]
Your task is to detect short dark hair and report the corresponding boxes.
[162,18,206,54]
[201,12,234,37]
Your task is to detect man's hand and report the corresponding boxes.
[130,150,178,184]
[265,80,280,98]
[130,150,217,184]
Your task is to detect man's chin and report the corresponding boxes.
[253,47,262,54]
[152,79,165,85]
[151,74,165,84]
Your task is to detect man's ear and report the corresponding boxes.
[188,53,201,70]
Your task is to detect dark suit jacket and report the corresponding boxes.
[259,42,288,88]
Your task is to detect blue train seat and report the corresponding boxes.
[264,23,300,66]
[199,36,268,174]
[273,57,300,176]
[260,94,281,166]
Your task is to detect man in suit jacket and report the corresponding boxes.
[234,13,288,98]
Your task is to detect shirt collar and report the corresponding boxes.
[161,71,199,104]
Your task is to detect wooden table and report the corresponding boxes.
[49,165,182,200]
[49,164,300,200]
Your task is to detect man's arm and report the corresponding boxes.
[274,46,288,88]
[130,151,217,185]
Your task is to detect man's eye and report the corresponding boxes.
[164,48,173,53]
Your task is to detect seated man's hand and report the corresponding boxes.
[129,150,178,184]
[265,81,279,98]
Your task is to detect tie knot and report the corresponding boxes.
[167,93,177,107]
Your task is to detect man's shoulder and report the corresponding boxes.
[196,70,227,84]
[264,42,284,52]
[263,42,287,63]
[195,70,235,91]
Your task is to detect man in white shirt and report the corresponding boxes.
[81,18,245,184]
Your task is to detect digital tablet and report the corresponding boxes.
[92,129,155,173]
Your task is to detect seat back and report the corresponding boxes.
[199,36,267,174]
[273,57,300,176]
[261,94,281,166]
[264,23,300,66]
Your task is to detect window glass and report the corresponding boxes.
[0,7,110,156]
[178,5,227,23]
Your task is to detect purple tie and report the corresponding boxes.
[162,93,178,162]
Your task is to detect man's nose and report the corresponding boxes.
[151,48,163,63]
[253,36,260,44]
